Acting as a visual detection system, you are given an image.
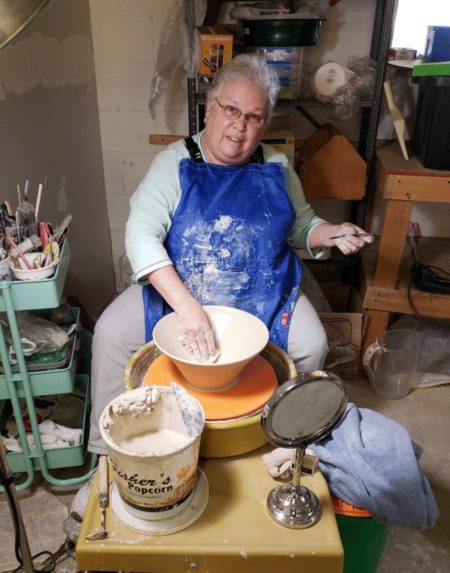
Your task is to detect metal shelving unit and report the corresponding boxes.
[188,0,398,201]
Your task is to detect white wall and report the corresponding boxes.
[89,0,189,290]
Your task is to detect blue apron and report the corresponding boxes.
[142,139,302,351]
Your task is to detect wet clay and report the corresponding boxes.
[120,428,191,456]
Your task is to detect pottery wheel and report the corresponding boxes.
[145,354,277,421]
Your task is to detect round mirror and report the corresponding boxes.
[261,371,348,529]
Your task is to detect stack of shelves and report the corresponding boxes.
[0,240,95,490]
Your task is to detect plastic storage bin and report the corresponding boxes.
[248,46,303,99]
[424,26,450,63]
[241,17,324,47]
[331,495,388,573]
[5,374,90,472]
[412,75,450,170]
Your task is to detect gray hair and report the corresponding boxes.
[206,52,280,119]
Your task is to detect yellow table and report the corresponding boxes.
[76,447,343,573]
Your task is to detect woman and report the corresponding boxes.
[87,53,373,457]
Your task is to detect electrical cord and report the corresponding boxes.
[0,451,74,573]
[406,231,450,315]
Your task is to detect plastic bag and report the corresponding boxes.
[304,55,375,120]
[1,312,70,357]
[149,0,207,118]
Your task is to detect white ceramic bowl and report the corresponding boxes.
[11,253,58,281]
[152,305,269,392]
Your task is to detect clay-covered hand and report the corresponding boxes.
[176,298,216,361]
[332,223,374,255]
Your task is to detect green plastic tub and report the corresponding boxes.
[242,17,325,47]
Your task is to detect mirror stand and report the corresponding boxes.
[261,372,348,530]
[266,446,321,529]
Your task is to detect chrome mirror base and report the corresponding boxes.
[267,482,321,529]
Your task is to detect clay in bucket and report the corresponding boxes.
[100,384,205,521]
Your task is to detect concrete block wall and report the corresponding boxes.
[89,0,189,290]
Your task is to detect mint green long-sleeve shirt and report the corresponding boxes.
[126,131,326,282]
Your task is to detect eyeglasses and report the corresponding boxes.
[215,98,266,127]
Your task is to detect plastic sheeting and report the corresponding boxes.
[149,0,207,118]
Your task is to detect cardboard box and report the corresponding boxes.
[197,26,234,76]
[262,129,296,167]
[263,115,296,167]
[298,124,367,199]
[319,312,363,379]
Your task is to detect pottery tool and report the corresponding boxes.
[35,183,43,221]
[5,234,33,270]
[53,214,72,245]
[1,201,13,217]
[383,80,409,160]
[17,180,36,237]
[86,456,109,540]
[330,232,373,240]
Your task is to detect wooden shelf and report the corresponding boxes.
[360,237,450,318]
[360,142,450,351]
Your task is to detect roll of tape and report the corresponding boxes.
[313,62,355,97]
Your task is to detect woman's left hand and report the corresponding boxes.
[310,222,374,255]
[331,223,374,255]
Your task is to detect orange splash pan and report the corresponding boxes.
[145,354,277,422]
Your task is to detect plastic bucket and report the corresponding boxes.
[332,495,388,573]
[100,385,205,520]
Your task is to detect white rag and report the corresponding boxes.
[262,447,318,478]
[3,419,82,452]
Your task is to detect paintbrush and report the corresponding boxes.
[6,234,33,270]
[330,233,373,240]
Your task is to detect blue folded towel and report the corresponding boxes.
[311,403,439,529]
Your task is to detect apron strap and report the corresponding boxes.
[185,137,203,162]
[184,137,265,164]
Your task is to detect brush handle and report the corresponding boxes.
[6,235,33,270]
[98,455,109,508]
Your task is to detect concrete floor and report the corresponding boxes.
[2,374,449,573]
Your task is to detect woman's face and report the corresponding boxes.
[202,80,269,165]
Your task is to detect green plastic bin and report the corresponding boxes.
[332,495,389,573]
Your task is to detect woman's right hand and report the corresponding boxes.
[176,298,216,361]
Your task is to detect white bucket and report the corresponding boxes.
[100,384,205,520]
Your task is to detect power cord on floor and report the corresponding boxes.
[0,448,74,573]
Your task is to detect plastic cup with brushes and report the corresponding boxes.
[8,233,60,281]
